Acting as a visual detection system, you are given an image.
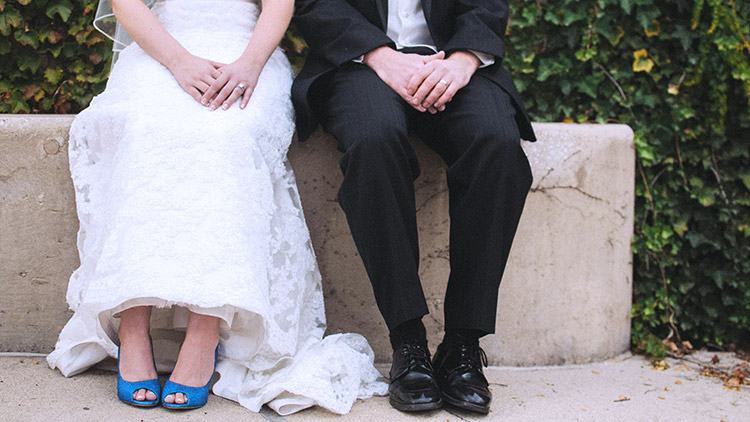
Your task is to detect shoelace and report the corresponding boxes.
[400,341,431,368]
[452,342,488,372]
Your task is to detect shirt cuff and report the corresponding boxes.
[353,55,365,64]
[469,50,495,68]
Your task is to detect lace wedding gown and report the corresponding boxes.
[46,0,387,415]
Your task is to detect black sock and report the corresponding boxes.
[443,329,484,345]
[389,318,426,349]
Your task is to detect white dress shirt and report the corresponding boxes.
[358,0,495,67]
[386,0,435,50]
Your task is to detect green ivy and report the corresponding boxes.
[0,0,307,113]
[0,0,111,113]
[504,0,750,348]
[2,0,749,349]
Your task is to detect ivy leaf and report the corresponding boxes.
[644,20,660,38]
[672,25,694,51]
[633,49,654,72]
[598,25,625,46]
[0,5,22,36]
[576,75,600,98]
[44,68,62,85]
[17,49,40,73]
[14,28,39,48]
[9,91,30,113]
[562,7,587,26]
[46,0,73,22]
[621,0,634,14]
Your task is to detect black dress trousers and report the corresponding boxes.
[321,60,533,335]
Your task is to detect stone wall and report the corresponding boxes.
[0,115,634,365]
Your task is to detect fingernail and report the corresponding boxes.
[201,99,207,105]
[222,104,228,110]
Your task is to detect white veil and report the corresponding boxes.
[94,0,157,62]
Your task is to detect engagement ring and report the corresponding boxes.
[439,80,448,86]
[236,83,246,94]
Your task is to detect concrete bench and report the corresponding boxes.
[0,115,634,365]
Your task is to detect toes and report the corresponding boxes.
[133,388,156,402]
[164,392,189,405]
[164,393,187,404]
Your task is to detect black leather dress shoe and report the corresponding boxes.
[388,339,443,412]
[432,336,491,413]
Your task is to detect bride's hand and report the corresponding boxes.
[167,53,223,103]
[201,58,263,111]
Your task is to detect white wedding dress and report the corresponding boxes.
[46,0,387,415]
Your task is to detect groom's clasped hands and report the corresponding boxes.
[362,46,480,114]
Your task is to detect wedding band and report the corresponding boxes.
[236,83,246,93]
[439,80,448,86]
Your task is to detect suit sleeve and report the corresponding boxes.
[294,0,395,67]
[443,0,509,61]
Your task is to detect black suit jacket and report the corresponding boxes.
[291,0,536,142]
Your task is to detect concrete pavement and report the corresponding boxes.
[1,351,747,421]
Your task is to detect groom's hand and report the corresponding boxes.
[406,50,480,113]
[363,47,444,112]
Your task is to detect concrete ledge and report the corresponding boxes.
[0,115,634,365]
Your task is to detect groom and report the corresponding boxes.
[292,0,535,413]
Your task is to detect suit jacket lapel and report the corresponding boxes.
[422,0,433,23]
[375,0,388,29]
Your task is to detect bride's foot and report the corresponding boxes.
[118,306,158,403]
[163,313,220,405]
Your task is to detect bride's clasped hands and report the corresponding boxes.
[163,51,221,104]
[201,57,265,110]
[165,51,263,112]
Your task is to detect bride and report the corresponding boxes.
[47,0,387,414]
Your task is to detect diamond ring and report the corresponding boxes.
[439,80,448,86]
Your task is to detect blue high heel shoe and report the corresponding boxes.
[117,345,161,408]
[161,346,218,410]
